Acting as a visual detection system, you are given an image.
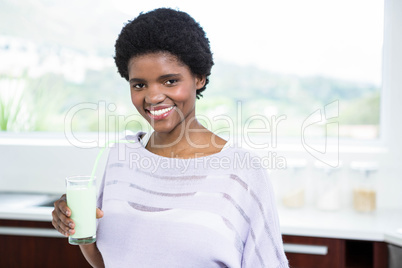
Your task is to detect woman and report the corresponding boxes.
[52,8,288,268]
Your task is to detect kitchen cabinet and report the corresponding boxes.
[0,219,91,268]
[283,235,388,268]
[0,212,396,268]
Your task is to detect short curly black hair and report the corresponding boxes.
[114,8,214,99]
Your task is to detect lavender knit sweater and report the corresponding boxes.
[96,132,289,268]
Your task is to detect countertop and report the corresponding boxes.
[1,202,402,246]
[277,205,402,246]
[0,206,53,222]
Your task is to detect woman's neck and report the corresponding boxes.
[146,119,227,159]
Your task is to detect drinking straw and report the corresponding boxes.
[88,140,134,186]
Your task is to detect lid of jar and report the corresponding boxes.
[350,161,378,172]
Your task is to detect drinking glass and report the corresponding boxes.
[66,175,97,245]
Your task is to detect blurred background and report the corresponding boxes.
[1,0,402,267]
[0,0,381,138]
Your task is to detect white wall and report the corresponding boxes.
[377,0,402,208]
[0,138,107,194]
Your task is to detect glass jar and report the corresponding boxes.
[281,159,307,209]
[314,161,342,211]
[350,162,377,213]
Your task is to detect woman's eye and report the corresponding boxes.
[165,79,177,85]
[133,83,145,90]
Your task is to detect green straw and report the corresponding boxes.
[89,140,134,186]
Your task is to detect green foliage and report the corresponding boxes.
[0,76,25,131]
[0,61,381,134]
[206,61,380,130]
[340,91,380,125]
[0,0,381,137]
[0,74,68,131]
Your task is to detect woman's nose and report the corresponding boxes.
[145,84,165,104]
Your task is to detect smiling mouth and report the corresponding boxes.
[146,106,175,120]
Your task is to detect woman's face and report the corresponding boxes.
[128,52,205,134]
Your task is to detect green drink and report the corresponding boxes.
[66,176,96,245]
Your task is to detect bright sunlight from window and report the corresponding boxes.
[0,0,383,141]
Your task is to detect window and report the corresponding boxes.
[0,0,383,142]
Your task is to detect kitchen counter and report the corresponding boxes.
[0,206,62,238]
[0,206,53,221]
[1,196,402,247]
[0,192,58,221]
[278,205,402,246]
[0,192,61,238]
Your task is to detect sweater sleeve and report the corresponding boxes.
[241,163,289,268]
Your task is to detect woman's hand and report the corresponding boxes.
[52,194,104,237]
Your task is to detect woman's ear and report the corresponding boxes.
[195,75,206,90]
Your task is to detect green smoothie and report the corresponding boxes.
[67,185,96,241]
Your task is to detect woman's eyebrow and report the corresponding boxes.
[158,73,182,80]
[129,78,146,84]
[129,73,182,84]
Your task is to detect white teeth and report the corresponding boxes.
[149,106,174,116]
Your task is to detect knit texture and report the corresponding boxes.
[96,132,289,268]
